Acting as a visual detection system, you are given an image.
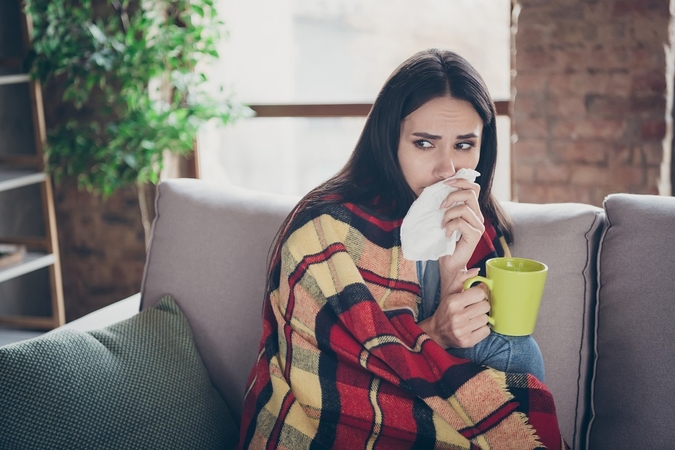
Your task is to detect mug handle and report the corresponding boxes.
[463,276,495,326]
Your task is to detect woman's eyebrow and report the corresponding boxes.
[456,132,478,139]
[412,131,442,140]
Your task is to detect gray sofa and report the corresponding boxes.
[4,178,675,449]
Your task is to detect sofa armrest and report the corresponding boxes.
[587,193,675,449]
[55,293,141,333]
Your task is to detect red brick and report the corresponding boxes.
[513,163,536,183]
[640,120,666,139]
[553,186,592,204]
[604,71,633,95]
[630,95,667,116]
[638,142,665,165]
[646,0,670,15]
[592,186,624,205]
[519,184,593,204]
[518,0,552,6]
[514,138,548,161]
[519,0,580,6]
[517,28,550,46]
[552,118,626,140]
[632,147,648,165]
[632,17,670,46]
[646,167,664,193]
[516,48,556,71]
[550,47,589,73]
[611,0,648,18]
[552,140,609,164]
[547,74,574,96]
[542,186,573,203]
[571,165,610,185]
[551,22,598,44]
[646,167,674,195]
[585,95,630,118]
[548,72,631,97]
[582,1,613,20]
[514,118,548,139]
[587,46,632,71]
[514,72,547,94]
[518,5,582,30]
[546,96,587,117]
[632,71,667,95]
[643,185,661,195]
[631,47,666,69]
[609,164,646,186]
[615,146,634,164]
[597,23,629,43]
[512,183,544,203]
[514,94,546,119]
[535,163,571,183]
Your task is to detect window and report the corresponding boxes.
[199,0,512,200]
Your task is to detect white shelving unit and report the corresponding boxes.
[0,73,30,86]
[0,252,56,284]
[0,170,47,191]
[0,3,65,330]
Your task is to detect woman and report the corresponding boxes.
[239,49,565,449]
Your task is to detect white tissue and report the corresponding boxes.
[400,168,480,261]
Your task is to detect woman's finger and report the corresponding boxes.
[440,188,483,225]
[441,203,485,233]
[443,179,481,201]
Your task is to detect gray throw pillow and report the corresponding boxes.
[0,295,238,449]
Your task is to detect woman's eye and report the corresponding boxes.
[456,142,475,151]
[414,140,433,149]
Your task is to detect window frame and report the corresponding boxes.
[192,101,511,179]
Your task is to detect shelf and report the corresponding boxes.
[0,315,56,330]
[0,74,30,86]
[0,2,66,330]
[0,170,46,193]
[0,252,55,283]
[0,155,41,165]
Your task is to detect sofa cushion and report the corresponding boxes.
[587,193,675,449]
[502,201,604,450]
[0,295,237,449]
[140,179,299,423]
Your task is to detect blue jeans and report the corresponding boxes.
[416,261,546,381]
[446,332,546,382]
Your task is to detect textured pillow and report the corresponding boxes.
[0,295,238,449]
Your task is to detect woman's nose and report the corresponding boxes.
[433,156,456,180]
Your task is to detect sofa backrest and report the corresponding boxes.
[140,179,298,423]
[586,193,675,449]
[503,201,604,450]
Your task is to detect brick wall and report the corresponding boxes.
[53,181,149,321]
[512,0,673,204]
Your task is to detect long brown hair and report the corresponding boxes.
[267,49,512,290]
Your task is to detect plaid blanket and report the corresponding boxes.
[239,202,566,449]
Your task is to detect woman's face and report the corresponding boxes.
[397,96,483,197]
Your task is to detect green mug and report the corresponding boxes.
[463,257,548,336]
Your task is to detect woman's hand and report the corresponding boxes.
[437,178,484,296]
[417,177,489,349]
[418,268,490,348]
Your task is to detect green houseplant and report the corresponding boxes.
[24,0,248,243]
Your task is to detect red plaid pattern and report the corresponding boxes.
[239,202,567,449]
